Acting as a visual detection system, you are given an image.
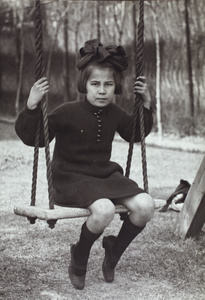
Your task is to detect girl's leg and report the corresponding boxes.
[73,198,115,265]
[102,193,154,282]
[87,198,116,233]
[69,198,115,289]
[121,193,155,227]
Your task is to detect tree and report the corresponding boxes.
[184,0,194,134]
[14,0,25,116]
[63,0,69,101]
[112,1,126,44]
[146,1,162,138]
[45,1,70,79]
[96,0,100,41]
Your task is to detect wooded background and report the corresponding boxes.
[0,0,204,137]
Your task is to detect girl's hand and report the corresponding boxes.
[27,77,49,110]
[133,76,151,109]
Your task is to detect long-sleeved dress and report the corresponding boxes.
[15,98,153,207]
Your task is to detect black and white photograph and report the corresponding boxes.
[0,0,205,299]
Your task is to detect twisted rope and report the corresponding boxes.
[30,0,54,209]
[125,0,148,193]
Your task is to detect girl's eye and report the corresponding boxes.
[90,82,114,87]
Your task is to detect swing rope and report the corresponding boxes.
[125,0,148,193]
[31,0,54,209]
[30,0,148,211]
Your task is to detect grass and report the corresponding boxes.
[0,124,205,299]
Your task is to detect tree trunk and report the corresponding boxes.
[96,0,100,41]
[46,24,59,79]
[0,25,2,97]
[63,1,69,102]
[113,2,125,44]
[184,0,194,134]
[153,8,162,138]
[15,12,24,116]
[46,4,70,79]
[193,1,202,113]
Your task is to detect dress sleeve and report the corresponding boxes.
[15,104,57,147]
[116,105,153,142]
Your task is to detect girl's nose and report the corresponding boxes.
[99,85,106,94]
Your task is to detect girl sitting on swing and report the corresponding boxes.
[15,39,155,290]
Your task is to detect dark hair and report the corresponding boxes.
[77,61,124,94]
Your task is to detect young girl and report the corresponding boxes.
[15,39,155,290]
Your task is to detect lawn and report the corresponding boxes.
[0,124,205,300]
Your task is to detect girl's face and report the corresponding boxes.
[86,67,116,107]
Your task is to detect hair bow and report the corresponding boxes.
[77,39,128,71]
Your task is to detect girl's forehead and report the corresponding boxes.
[88,67,114,80]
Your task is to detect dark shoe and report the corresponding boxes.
[68,244,87,290]
[102,235,119,283]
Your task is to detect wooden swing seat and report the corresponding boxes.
[14,204,128,228]
[14,199,166,228]
[14,204,127,221]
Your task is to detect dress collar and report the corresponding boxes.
[81,97,111,113]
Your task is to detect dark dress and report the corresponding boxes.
[15,98,153,207]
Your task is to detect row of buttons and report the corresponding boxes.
[94,110,103,143]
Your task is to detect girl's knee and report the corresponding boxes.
[90,198,115,224]
[130,193,155,221]
[138,193,155,221]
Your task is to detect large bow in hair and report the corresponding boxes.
[77,39,128,71]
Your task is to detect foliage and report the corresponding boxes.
[0,0,204,136]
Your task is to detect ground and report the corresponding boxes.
[0,123,205,300]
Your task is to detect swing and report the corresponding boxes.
[14,0,162,229]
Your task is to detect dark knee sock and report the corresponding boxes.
[112,216,145,261]
[74,222,102,266]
